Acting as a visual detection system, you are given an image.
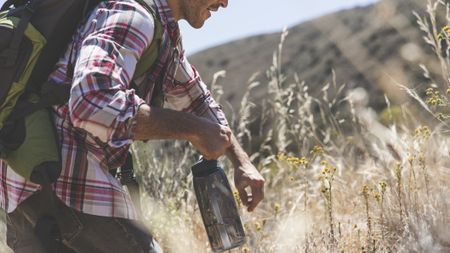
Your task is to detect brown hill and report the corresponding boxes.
[188,0,438,112]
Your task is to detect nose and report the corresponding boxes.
[218,0,228,8]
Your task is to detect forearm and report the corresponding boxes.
[132,103,199,141]
[132,104,232,159]
[226,134,251,167]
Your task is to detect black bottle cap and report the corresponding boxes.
[191,158,220,177]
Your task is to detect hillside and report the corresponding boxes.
[189,0,437,112]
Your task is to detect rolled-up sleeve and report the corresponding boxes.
[69,1,154,147]
[164,51,229,126]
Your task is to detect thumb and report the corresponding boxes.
[236,182,250,207]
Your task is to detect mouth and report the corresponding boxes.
[207,6,219,12]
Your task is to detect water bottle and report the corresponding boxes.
[191,158,246,252]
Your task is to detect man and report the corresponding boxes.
[1,0,265,252]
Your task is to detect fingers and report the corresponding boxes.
[220,126,232,142]
[202,140,230,159]
[247,182,264,212]
[193,124,232,160]
[213,127,231,158]
[236,177,265,212]
[237,184,249,207]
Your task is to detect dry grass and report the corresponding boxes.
[1,1,450,252]
[134,2,450,252]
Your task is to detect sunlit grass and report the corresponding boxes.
[134,1,450,252]
[1,1,450,252]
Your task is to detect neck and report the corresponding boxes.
[167,0,181,20]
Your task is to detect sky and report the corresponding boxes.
[0,0,380,54]
[180,0,380,54]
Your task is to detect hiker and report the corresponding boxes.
[0,0,265,252]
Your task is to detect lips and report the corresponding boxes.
[207,6,219,12]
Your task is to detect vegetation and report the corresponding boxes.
[1,1,450,252]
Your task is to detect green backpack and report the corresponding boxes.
[0,0,162,184]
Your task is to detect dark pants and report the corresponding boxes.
[6,186,163,253]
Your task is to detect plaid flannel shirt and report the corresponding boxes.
[0,0,227,219]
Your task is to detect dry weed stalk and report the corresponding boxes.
[1,2,450,253]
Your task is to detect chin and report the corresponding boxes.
[185,14,207,29]
[188,20,205,29]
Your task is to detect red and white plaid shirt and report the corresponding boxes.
[0,0,227,219]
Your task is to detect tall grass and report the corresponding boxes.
[133,1,450,252]
[1,1,450,252]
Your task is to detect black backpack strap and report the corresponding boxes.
[117,151,142,217]
[0,0,41,67]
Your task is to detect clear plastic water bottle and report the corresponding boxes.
[191,158,246,252]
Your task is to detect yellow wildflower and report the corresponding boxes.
[361,185,370,197]
[373,192,381,203]
[233,189,242,207]
[254,222,262,231]
[311,145,324,155]
[379,181,387,192]
[277,152,286,161]
[274,203,280,214]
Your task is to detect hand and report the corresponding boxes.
[234,162,265,212]
[189,120,232,160]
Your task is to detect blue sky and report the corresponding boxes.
[0,0,380,54]
[180,0,380,54]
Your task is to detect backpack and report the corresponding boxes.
[0,0,163,184]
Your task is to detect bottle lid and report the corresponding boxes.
[191,158,220,177]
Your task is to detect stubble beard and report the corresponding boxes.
[182,0,207,29]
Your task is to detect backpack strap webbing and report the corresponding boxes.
[0,0,40,68]
[133,0,163,80]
